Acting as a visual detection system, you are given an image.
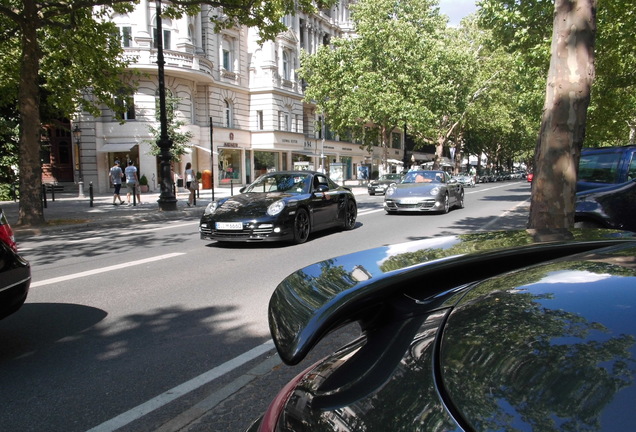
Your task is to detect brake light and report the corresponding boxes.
[257,361,319,432]
[0,211,17,252]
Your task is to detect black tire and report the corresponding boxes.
[456,190,465,209]
[369,192,375,196]
[441,193,450,214]
[343,199,357,230]
[293,208,310,244]
[574,220,603,229]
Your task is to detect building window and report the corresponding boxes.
[224,100,233,128]
[153,17,172,49]
[283,112,290,131]
[115,95,135,120]
[118,26,132,47]
[281,14,291,28]
[222,38,234,71]
[257,110,264,130]
[282,51,290,80]
[153,29,171,49]
[392,132,401,149]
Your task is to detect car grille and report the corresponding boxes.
[396,201,436,210]
[200,224,274,239]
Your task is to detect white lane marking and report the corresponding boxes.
[86,340,276,432]
[68,237,105,244]
[358,208,384,216]
[134,222,198,232]
[481,198,531,231]
[30,253,185,287]
[465,182,523,194]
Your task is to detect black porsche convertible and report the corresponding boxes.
[199,171,357,244]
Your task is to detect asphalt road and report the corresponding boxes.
[0,180,531,432]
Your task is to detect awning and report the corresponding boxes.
[387,158,404,165]
[97,143,137,152]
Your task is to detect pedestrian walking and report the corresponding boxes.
[184,162,196,206]
[125,160,142,205]
[109,160,125,205]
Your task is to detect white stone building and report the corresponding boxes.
[72,1,405,193]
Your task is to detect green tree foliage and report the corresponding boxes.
[298,0,452,172]
[147,97,195,162]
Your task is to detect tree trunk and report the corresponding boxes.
[527,0,596,230]
[17,0,46,226]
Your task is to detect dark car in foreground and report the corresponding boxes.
[384,170,464,214]
[575,178,636,231]
[578,145,636,191]
[0,207,30,320]
[248,230,636,432]
[199,171,357,244]
[367,173,402,195]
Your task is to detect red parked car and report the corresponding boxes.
[0,207,30,320]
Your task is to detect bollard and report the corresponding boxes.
[89,182,94,207]
[51,184,55,201]
[12,183,18,202]
[132,185,137,206]
[41,184,48,208]
[230,180,234,196]
[193,188,196,206]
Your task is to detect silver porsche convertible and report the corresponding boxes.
[383,170,464,214]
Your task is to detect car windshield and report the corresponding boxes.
[402,171,443,184]
[380,174,401,181]
[244,173,311,194]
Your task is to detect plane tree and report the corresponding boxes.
[298,0,465,174]
[479,0,601,230]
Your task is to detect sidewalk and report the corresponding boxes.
[2,184,371,237]
[1,187,232,237]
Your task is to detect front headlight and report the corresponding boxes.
[204,201,219,215]
[386,187,396,196]
[430,187,441,196]
[267,200,286,216]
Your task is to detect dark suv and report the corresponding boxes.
[577,145,636,191]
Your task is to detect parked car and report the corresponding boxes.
[0,207,30,320]
[575,178,636,231]
[199,171,357,244]
[578,145,636,191]
[247,230,636,432]
[452,172,475,187]
[367,173,402,195]
[384,170,464,214]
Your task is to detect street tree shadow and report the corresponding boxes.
[0,301,270,431]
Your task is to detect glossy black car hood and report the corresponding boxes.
[440,242,636,431]
[269,230,635,366]
[210,192,299,219]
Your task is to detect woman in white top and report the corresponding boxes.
[184,162,196,206]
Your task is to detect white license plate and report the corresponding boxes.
[400,198,422,204]
[216,222,243,230]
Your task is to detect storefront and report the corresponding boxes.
[218,147,242,185]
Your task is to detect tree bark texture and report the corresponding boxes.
[528,0,596,229]
[17,0,46,226]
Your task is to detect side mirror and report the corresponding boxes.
[239,186,247,193]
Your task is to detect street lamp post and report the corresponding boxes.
[155,0,177,211]
[73,124,84,198]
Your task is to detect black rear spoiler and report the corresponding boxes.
[268,230,635,365]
